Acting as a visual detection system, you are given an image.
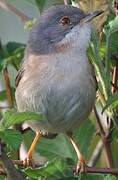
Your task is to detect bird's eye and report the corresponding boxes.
[59,16,71,26]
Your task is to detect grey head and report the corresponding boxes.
[27,5,103,55]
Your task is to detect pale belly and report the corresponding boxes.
[15,67,96,134]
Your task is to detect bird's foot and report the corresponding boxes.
[73,159,87,175]
[22,157,35,168]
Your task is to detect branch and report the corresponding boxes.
[111,81,118,92]
[12,160,41,168]
[112,53,118,93]
[112,1,118,120]
[0,0,31,22]
[0,106,10,109]
[94,107,113,168]
[81,166,118,175]
[3,67,13,108]
[0,144,26,180]
[114,0,118,16]
[88,140,103,167]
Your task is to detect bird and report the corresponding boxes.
[15,5,103,173]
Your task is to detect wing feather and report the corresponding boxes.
[15,68,25,87]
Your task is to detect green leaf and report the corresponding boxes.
[0,129,22,150]
[34,118,95,161]
[103,16,118,97]
[24,157,75,179]
[0,110,45,129]
[103,174,117,180]
[109,16,118,35]
[0,42,25,71]
[35,0,47,12]
[23,130,74,160]
[0,90,7,101]
[6,42,25,54]
[24,157,110,179]
[111,127,118,141]
[102,92,118,113]
[88,29,108,101]
[0,175,6,180]
[37,133,74,160]
[3,46,24,69]
[75,118,95,158]
[0,88,15,101]
[78,173,105,180]
[24,18,37,30]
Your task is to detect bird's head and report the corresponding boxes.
[27,5,103,54]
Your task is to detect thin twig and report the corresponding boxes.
[12,160,24,166]
[112,54,118,93]
[111,81,118,92]
[114,0,118,16]
[88,140,103,167]
[12,160,42,168]
[0,0,31,22]
[81,167,118,175]
[0,106,10,112]
[3,67,13,108]
[112,3,118,93]
[94,107,113,168]
[0,106,10,109]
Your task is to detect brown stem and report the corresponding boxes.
[12,160,41,168]
[111,81,118,92]
[94,107,113,168]
[0,106,10,109]
[0,0,31,22]
[88,140,103,167]
[0,107,9,112]
[112,1,118,92]
[112,65,118,93]
[80,166,118,175]
[3,67,13,108]
[114,0,118,16]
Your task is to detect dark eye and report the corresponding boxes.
[59,16,71,26]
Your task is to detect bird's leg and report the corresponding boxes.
[23,132,42,166]
[67,132,87,175]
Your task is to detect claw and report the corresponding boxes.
[73,159,87,175]
[22,132,42,168]
[67,133,88,175]
[22,157,35,168]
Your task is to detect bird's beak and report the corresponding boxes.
[80,10,104,25]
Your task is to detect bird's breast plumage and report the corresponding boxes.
[15,51,96,134]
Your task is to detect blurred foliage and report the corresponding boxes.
[0,0,118,179]
[0,110,45,129]
[24,158,117,179]
[0,129,22,150]
[0,42,25,70]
